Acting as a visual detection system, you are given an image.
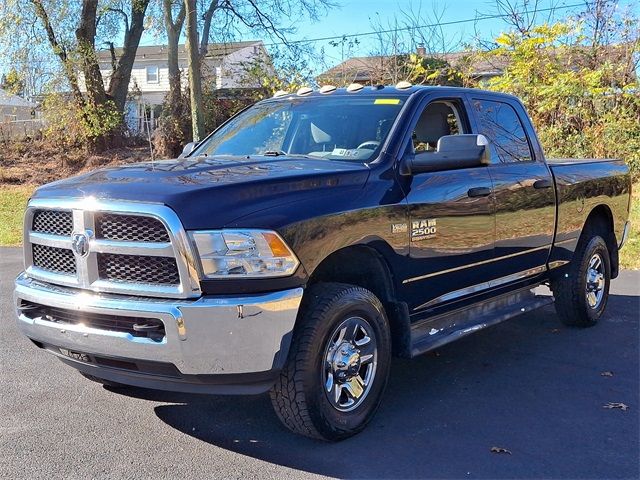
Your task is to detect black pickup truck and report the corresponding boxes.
[15,85,631,441]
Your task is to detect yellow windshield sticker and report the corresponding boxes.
[374,98,401,105]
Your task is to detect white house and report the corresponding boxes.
[85,41,270,133]
[0,88,40,140]
[0,88,37,121]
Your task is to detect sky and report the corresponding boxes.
[180,0,639,71]
[2,0,638,90]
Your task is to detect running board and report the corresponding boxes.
[409,287,554,357]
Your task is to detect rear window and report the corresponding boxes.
[472,99,533,163]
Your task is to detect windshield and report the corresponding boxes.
[193,96,405,162]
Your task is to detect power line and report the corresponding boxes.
[262,2,588,47]
[0,1,589,67]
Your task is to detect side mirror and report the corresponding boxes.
[179,141,197,158]
[401,134,490,175]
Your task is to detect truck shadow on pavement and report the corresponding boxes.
[113,297,639,479]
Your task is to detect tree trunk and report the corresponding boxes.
[107,0,151,112]
[76,0,108,109]
[184,0,205,141]
[163,0,185,116]
[30,0,85,106]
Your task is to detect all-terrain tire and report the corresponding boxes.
[270,282,392,441]
[552,231,611,327]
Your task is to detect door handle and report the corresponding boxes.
[467,187,492,198]
[533,179,552,189]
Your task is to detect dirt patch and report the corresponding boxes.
[0,139,156,186]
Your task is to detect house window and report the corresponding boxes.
[146,66,159,84]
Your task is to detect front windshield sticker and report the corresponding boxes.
[374,98,401,105]
[330,148,369,158]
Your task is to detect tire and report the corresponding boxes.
[79,372,127,389]
[270,282,392,441]
[552,232,611,327]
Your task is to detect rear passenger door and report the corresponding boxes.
[468,95,555,281]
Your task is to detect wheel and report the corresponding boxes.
[79,372,127,389]
[270,283,392,441]
[551,233,611,327]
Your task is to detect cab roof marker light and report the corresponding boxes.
[319,85,337,94]
[296,86,313,96]
[396,81,412,90]
[346,83,364,92]
[273,90,289,98]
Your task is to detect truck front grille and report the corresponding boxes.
[32,244,76,275]
[96,213,170,243]
[32,210,73,236]
[98,253,180,285]
[23,200,200,298]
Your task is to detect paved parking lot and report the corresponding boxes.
[1,246,638,479]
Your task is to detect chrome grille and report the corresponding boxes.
[98,254,180,285]
[32,244,76,275]
[23,199,201,298]
[32,210,73,236]
[96,213,170,243]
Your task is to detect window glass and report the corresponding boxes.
[195,97,404,162]
[412,102,464,153]
[146,66,159,83]
[472,99,532,162]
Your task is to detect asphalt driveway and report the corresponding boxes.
[1,246,638,479]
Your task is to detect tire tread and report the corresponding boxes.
[270,282,386,440]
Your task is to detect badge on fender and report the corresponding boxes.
[411,219,437,241]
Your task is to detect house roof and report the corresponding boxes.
[0,88,37,108]
[317,52,508,83]
[96,40,263,63]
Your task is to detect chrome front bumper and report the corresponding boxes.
[15,273,303,393]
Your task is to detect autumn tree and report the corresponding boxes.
[159,0,331,148]
[1,0,152,149]
[479,0,640,175]
[0,69,25,96]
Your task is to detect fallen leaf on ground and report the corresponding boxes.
[490,447,512,455]
[603,402,629,411]
[600,371,614,377]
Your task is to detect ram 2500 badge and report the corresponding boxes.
[15,84,631,440]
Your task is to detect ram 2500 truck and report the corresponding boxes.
[15,85,631,441]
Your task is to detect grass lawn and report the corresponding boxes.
[0,183,638,268]
[0,185,34,246]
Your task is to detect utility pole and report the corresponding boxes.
[184,0,204,141]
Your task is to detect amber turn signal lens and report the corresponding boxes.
[263,232,291,257]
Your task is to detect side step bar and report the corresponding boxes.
[409,286,554,357]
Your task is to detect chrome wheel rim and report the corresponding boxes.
[322,316,378,412]
[586,252,606,309]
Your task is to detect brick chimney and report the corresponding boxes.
[416,44,426,57]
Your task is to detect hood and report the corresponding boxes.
[33,156,370,228]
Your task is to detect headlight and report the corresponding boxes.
[189,230,300,279]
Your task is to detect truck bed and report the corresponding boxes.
[548,158,631,270]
